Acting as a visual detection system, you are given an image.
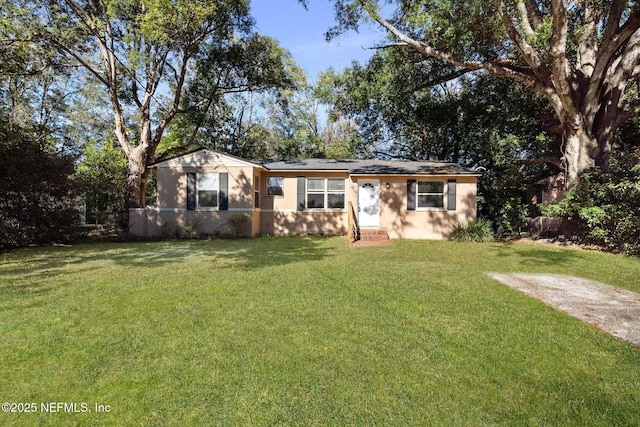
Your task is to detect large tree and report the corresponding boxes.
[323,0,640,187]
[5,0,293,207]
[320,50,559,232]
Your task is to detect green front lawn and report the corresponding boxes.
[1,237,639,425]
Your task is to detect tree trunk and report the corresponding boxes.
[127,149,145,209]
[562,127,597,189]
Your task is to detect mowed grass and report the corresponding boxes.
[1,237,640,425]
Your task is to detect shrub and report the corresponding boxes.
[0,125,81,250]
[548,146,640,255]
[453,219,494,242]
[225,213,251,237]
[181,218,201,237]
[496,198,529,236]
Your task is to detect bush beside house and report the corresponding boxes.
[541,147,640,255]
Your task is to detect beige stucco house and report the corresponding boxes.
[129,149,480,240]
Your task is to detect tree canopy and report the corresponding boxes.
[324,0,640,187]
[319,47,559,232]
[3,0,296,207]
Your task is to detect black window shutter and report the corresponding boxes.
[187,173,196,210]
[219,172,228,210]
[407,179,416,211]
[447,179,457,211]
[297,177,305,211]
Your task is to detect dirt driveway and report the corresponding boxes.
[487,273,640,347]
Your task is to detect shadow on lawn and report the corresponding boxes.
[1,248,99,298]
[490,240,585,267]
[103,236,335,270]
[1,237,337,296]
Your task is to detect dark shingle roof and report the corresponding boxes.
[258,159,359,171]
[149,149,479,176]
[259,158,478,175]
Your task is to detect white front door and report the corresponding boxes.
[358,179,380,227]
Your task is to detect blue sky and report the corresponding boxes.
[250,0,387,81]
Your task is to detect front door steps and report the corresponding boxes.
[350,228,393,247]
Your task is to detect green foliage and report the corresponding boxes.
[0,123,80,250]
[453,218,494,242]
[225,213,251,237]
[327,0,507,60]
[325,0,640,193]
[539,198,566,218]
[164,34,305,160]
[75,140,129,228]
[181,217,202,237]
[496,197,529,236]
[5,0,295,206]
[546,144,640,255]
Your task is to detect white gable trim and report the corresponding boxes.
[151,149,262,169]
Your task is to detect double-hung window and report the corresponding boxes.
[187,172,228,211]
[327,178,346,208]
[417,181,445,209]
[306,178,345,209]
[197,173,219,208]
[306,178,326,208]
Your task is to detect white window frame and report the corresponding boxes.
[306,178,346,210]
[266,176,284,197]
[416,180,445,210]
[197,172,219,210]
[327,178,346,209]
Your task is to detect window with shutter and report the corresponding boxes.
[305,178,345,209]
[417,181,444,208]
[408,179,452,210]
[186,172,228,210]
[197,173,218,208]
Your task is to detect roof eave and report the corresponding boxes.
[349,172,481,177]
[149,148,265,169]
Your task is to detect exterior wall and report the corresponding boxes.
[251,211,261,236]
[130,150,478,240]
[130,163,259,238]
[258,171,348,236]
[129,208,254,238]
[541,173,565,204]
[351,175,477,240]
[541,187,565,204]
[260,211,347,236]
